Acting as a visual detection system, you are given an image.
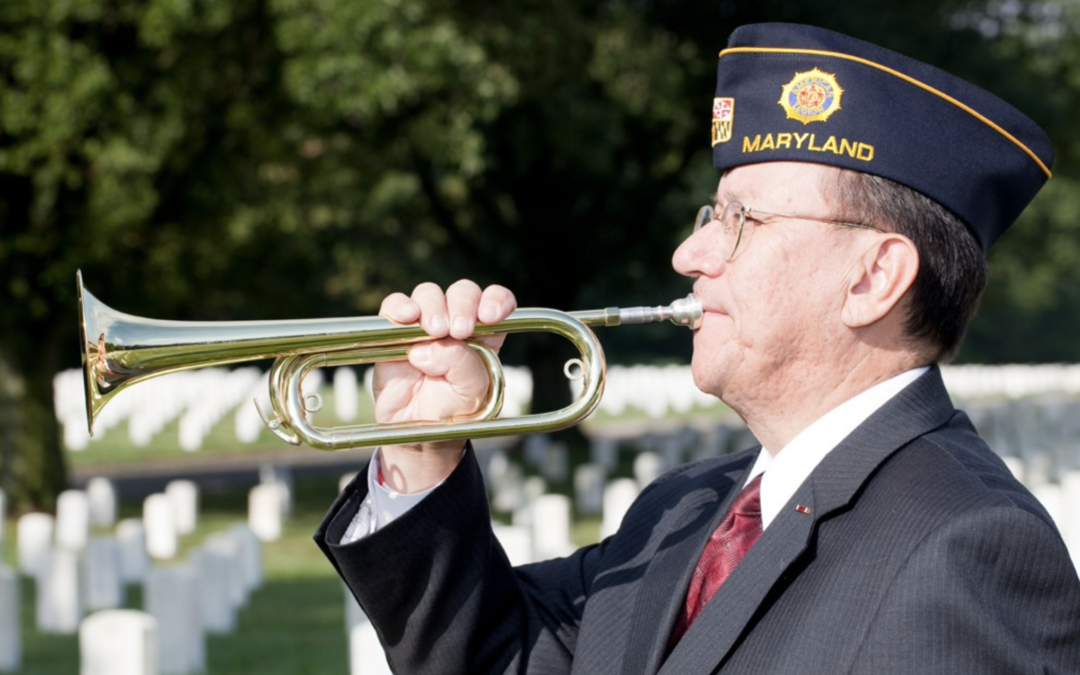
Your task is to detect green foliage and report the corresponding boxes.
[3,0,1080,507]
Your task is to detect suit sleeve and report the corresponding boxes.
[853,504,1080,674]
[314,445,602,675]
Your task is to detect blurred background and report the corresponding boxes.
[2,0,1080,673]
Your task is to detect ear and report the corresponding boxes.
[841,234,919,329]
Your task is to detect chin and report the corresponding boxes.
[689,357,726,401]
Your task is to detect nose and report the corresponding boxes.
[672,228,724,279]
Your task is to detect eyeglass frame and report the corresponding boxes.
[693,201,883,262]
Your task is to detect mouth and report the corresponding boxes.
[691,285,728,320]
[698,304,728,318]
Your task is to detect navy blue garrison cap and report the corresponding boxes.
[711,23,1053,250]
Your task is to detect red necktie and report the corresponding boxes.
[668,474,764,647]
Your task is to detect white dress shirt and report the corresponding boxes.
[340,367,928,543]
[744,366,928,529]
[340,450,442,543]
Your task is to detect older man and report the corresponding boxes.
[316,23,1080,674]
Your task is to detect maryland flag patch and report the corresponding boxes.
[712,97,734,146]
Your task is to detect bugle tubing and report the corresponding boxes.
[77,270,702,450]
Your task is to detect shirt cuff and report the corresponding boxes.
[338,448,448,544]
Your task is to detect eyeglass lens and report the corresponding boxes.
[692,203,746,261]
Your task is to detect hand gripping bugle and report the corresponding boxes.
[77,270,702,451]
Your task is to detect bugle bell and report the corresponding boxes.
[77,270,702,451]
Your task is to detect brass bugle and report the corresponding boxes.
[77,270,702,451]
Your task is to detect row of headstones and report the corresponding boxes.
[54,367,326,453]
[0,467,294,673]
[968,397,1080,477]
[965,398,1080,565]
[943,364,1080,401]
[0,521,263,674]
[54,363,536,453]
[4,460,595,675]
[54,363,1080,453]
[12,472,290,566]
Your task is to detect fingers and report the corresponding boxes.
[477,284,516,324]
[446,280,482,339]
[406,338,475,379]
[380,280,517,340]
[379,292,421,326]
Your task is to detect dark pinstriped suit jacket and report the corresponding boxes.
[316,367,1080,674]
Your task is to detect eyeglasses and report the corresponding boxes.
[693,201,882,262]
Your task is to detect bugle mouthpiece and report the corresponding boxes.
[616,294,702,329]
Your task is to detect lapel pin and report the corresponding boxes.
[795,505,811,515]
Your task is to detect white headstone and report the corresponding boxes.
[227,523,263,593]
[1002,456,1026,485]
[190,548,235,634]
[144,565,204,675]
[349,620,393,675]
[84,537,124,611]
[481,448,510,490]
[334,367,360,422]
[344,583,366,635]
[248,484,283,542]
[258,464,293,517]
[116,519,150,584]
[511,477,548,530]
[589,437,619,471]
[523,434,551,468]
[492,464,524,514]
[1033,482,1065,531]
[660,434,687,468]
[0,566,20,672]
[87,477,118,528]
[56,490,90,552]
[143,494,178,560]
[601,478,640,539]
[79,609,158,675]
[540,442,569,484]
[532,494,573,560]
[203,533,247,611]
[492,523,534,566]
[573,463,606,515]
[1061,470,1080,565]
[37,548,82,633]
[165,481,199,536]
[633,452,663,489]
[17,512,54,577]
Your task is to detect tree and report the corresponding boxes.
[2,0,1077,509]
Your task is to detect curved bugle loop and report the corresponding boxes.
[77,270,702,451]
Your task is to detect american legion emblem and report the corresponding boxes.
[779,68,843,125]
[712,97,734,146]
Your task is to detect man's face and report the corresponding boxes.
[672,162,865,410]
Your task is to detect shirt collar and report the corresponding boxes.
[747,366,929,529]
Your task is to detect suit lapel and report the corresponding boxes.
[658,367,956,674]
[616,455,756,675]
